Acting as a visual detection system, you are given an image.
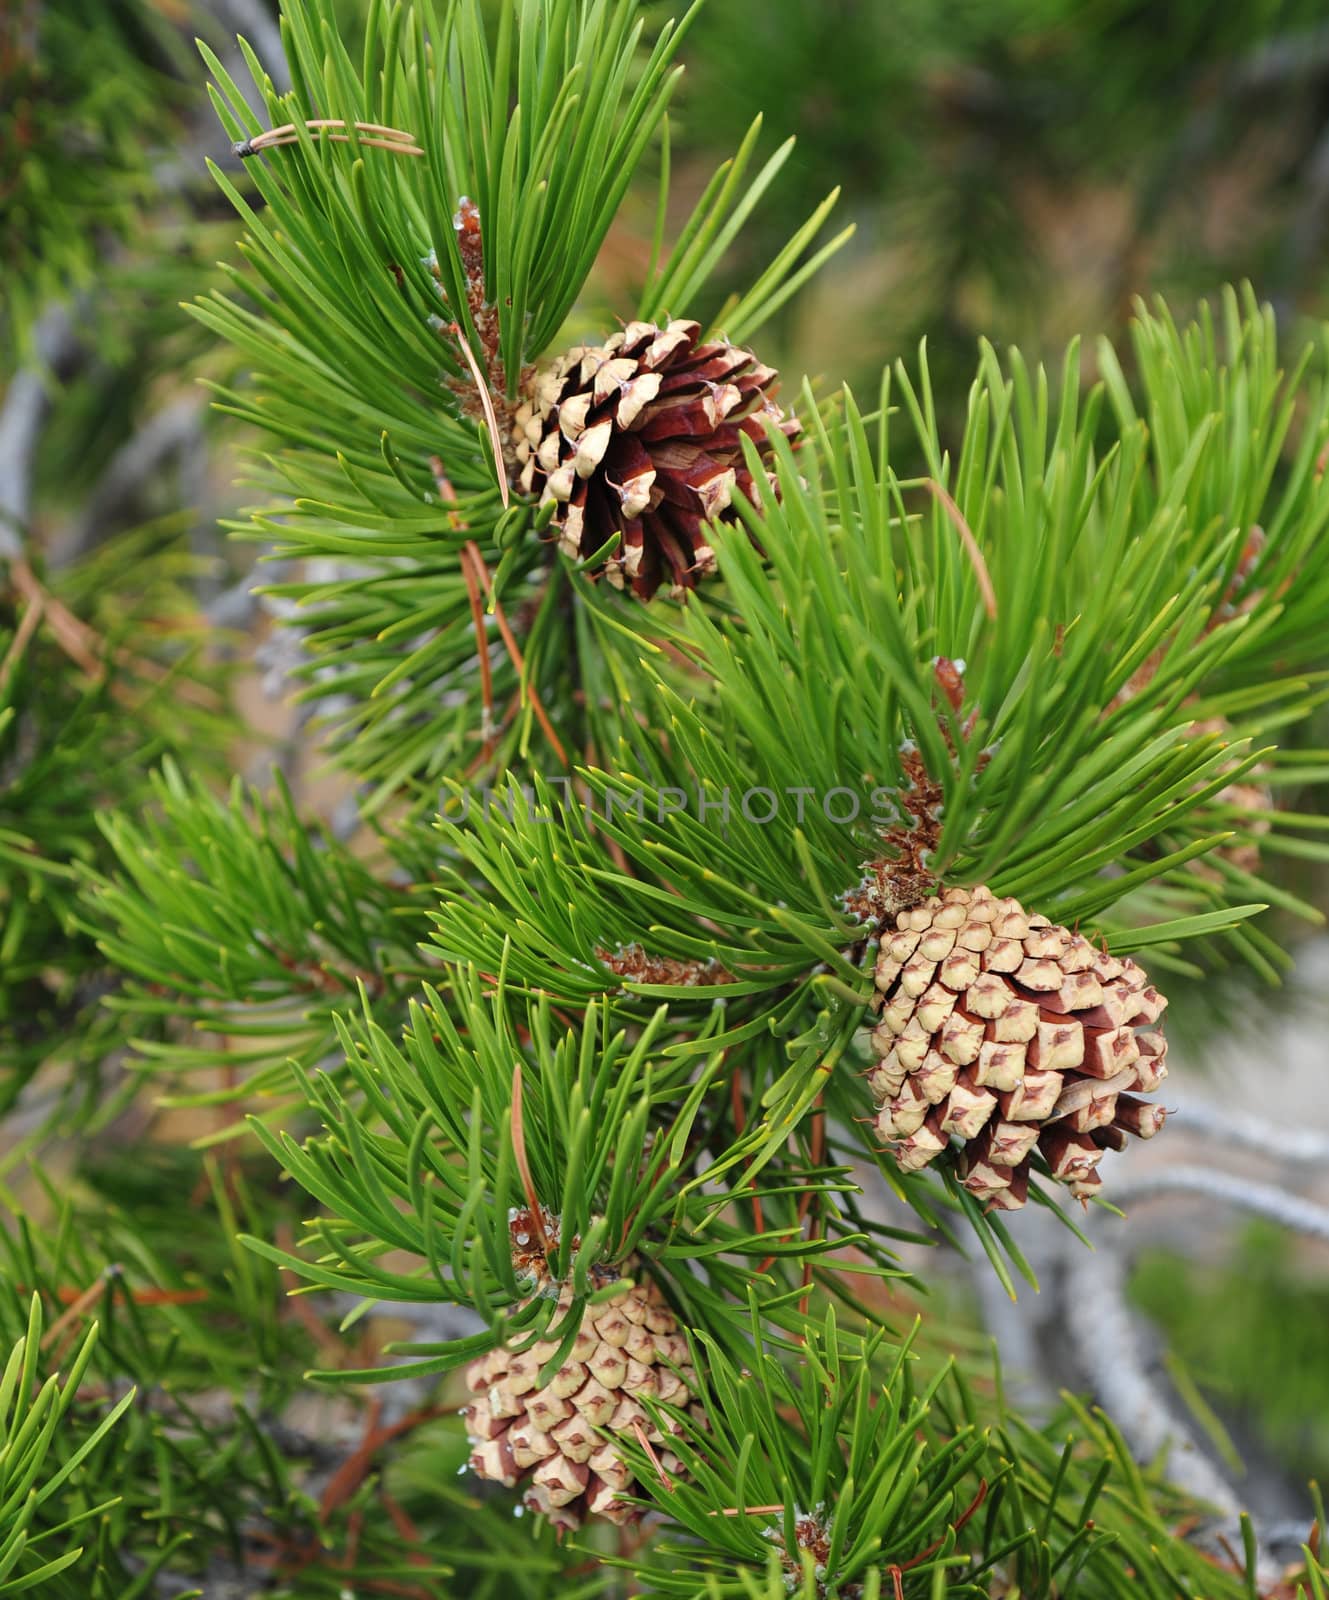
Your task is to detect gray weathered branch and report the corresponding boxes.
[0,306,82,555]
[1113,1165,1329,1243]
[1175,1098,1329,1165]
[59,397,206,563]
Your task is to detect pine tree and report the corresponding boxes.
[6,1,1329,1596]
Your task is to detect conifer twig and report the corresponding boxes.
[41,1267,119,1359]
[425,463,498,758]
[3,557,222,711]
[0,582,43,694]
[8,558,104,679]
[510,1064,550,1256]
[631,1418,675,1491]
[708,1503,786,1517]
[462,542,568,765]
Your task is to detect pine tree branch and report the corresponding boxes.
[1174,1100,1329,1165]
[1113,1165,1329,1243]
[1061,1231,1277,1581]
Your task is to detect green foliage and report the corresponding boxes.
[242,982,892,1375]
[0,1162,341,1592]
[0,1145,598,1596]
[0,528,224,1112]
[0,1301,132,1596]
[192,0,843,796]
[0,0,188,364]
[84,760,434,1102]
[1133,1223,1329,1485]
[13,0,1329,1595]
[0,1152,317,1595]
[624,1315,1294,1600]
[423,294,1329,1134]
[630,1320,994,1598]
[651,295,1329,923]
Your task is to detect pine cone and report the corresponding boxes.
[511,318,798,599]
[870,886,1168,1208]
[464,1269,698,1531]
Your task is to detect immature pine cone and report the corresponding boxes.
[464,1268,699,1531]
[871,885,1168,1208]
[511,318,798,599]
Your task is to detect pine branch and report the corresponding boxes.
[422,296,1329,1081]
[1062,1234,1253,1531]
[2,526,228,1108]
[191,0,843,801]
[239,982,878,1373]
[35,2,1329,1593]
[1173,1097,1329,1164]
[1112,1165,1329,1244]
[81,762,433,1100]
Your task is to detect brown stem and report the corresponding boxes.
[463,541,569,766]
[0,581,42,693]
[897,1479,989,1573]
[41,1269,117,1356]
[460,539,497,761]
[5,559,221,710]
[510,1064,550,1256]
[630,1418,675,1491]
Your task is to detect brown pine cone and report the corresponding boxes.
[870,885,1168,1209]
[511,318,798,599]
[464,1269,699,1531]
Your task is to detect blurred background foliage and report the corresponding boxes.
[1134,1223,1329,1490]
[3,0,1329,1585]
[673,0,1329,403]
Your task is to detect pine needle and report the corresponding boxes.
[926,478,998,619]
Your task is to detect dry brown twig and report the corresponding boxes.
[510,1063,551,1259]
[0,581,43,695]
[463,540,569,766]
[596,943,734,988]
[233,118,424,158]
